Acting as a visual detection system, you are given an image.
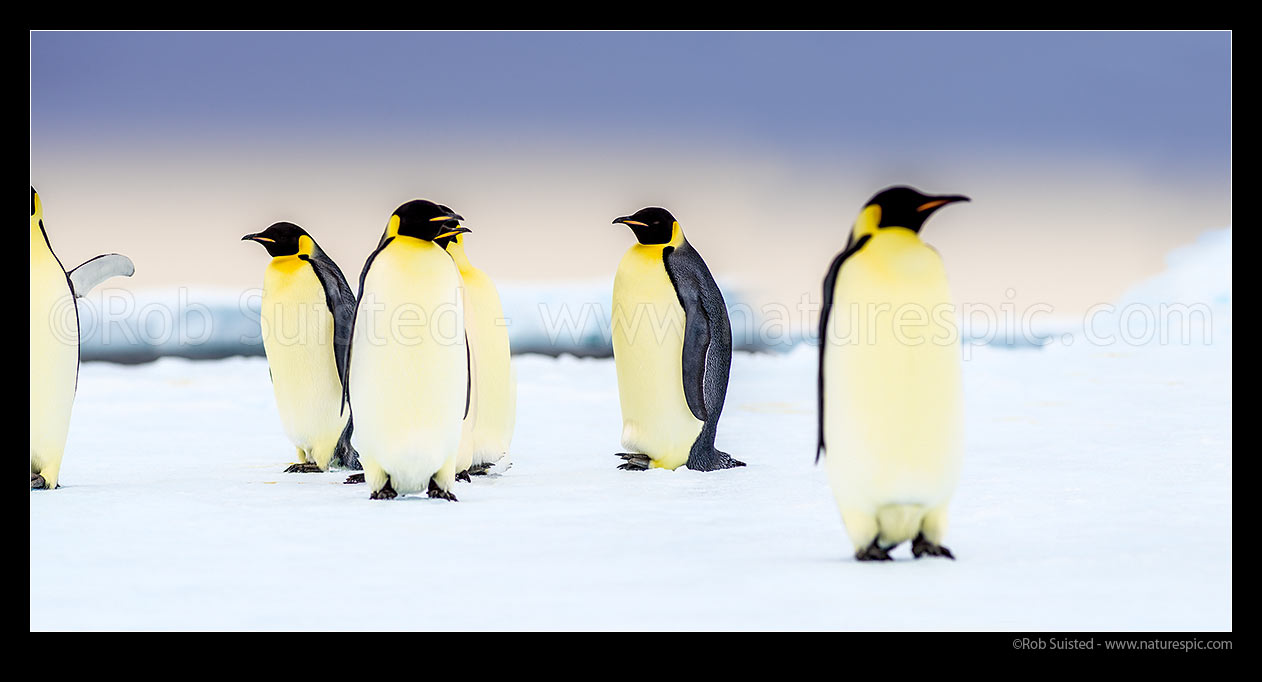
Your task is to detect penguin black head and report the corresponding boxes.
[432,204,469,249]
[391,200,471,242]
[613,207,678,245]
[861,186,970,234]
[242,222,312,258]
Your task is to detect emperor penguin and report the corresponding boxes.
[30,186,135,489]
[817,186,969,561]
[343,200,471,500]
[434,215,517,479]
[242,222,359,473]
[610,207,743,472]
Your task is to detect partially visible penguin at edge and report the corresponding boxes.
[30,186,135,489]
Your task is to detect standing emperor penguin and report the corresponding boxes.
[242,222,359,473]
[818,186,969,561]
[30,186,135,489]
[344,200,471,500]
[610,207,743,472]
[434,213,517,480]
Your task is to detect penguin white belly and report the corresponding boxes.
[460,266,516,466]
[260,259,348,469]
[824,229,963,544]
[612,245,703,470]
[30,227,78,487]
[350,239,466,495]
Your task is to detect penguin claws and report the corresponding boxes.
[284,462,325,473]
[855,540,894,562]
[30,474,48,490]
[467,463,493,476]
[426,478,458,502]
[713,451,746,469]
[616,453,651,471]
[685,451,746,472]
[370,480,398,500]
[343,473,366,485]
[911,534,955,560]
[456,470,472,483]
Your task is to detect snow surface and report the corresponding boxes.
[32,231,1232,631]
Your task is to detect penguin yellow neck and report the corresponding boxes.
[851,208,928,246]
[851,205,881,243]
[445,236,474,271]
[269,235,316,274]
[384,214,402,240]
[31,192,44,235]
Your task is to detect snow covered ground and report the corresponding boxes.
[31,232,1232,631]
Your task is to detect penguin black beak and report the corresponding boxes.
[613,216,647,227]
[916,195,971,213]
[242,233,276,244]
[435,226,472,240]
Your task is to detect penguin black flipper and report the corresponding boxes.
[816,234,871,462]
[304,245,357,393]
[342,236,394,417]
[662,241,740,471]
[303,243,361,470]
[464,332,472,420]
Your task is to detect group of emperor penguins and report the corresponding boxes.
[32,184,970,562]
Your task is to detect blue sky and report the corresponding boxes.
[31,31,1231,174]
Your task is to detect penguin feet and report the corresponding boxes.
[30,474,48,490]
[911,533,955,560]
[467,463,493,476]
[685,450,746,472]
[427,478,458,502]
[616,453,651,471]
[456,470,472,483]
[284,462,324,473]
[855,539,894,562]
[344,473,366,485]
[369,480,398,500]
[711,450,746,470]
